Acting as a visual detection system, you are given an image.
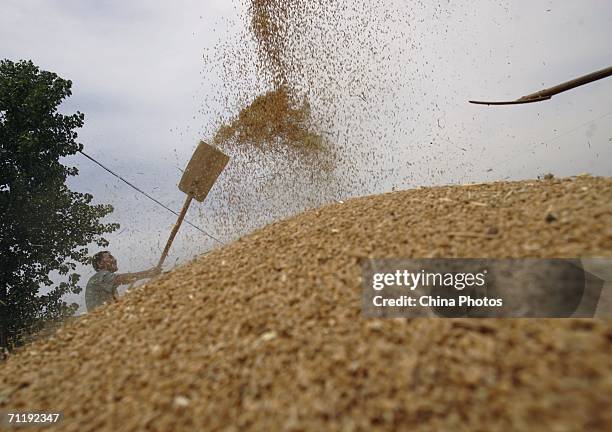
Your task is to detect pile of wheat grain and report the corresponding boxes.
[1,175,611,431]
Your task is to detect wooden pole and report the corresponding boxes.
[470,65,612,105]
[157,194,193,269]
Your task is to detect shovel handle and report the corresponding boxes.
[157,194,193,269]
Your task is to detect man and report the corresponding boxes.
[85,251,161,312]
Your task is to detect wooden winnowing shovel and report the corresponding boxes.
[157,141,230,269]
[469,65,612,105]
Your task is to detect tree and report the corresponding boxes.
[0,59,119,350]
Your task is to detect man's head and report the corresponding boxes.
[92,251,118,272]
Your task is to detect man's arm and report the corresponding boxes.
[115,267,161,286]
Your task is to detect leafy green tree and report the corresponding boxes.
[0,59,118,350]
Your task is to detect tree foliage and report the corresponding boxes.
[0,59,118,350]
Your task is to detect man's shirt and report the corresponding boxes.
[85,270,118,311]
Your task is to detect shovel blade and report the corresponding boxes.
[179,141,229,202]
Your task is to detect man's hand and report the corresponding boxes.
[116,267,162,285]
[147,267,162,278]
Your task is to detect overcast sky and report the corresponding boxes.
[2,1,610,312]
